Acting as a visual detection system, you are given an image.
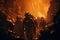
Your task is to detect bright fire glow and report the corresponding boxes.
[22,0,51,18]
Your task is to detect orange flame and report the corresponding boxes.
[21,0,51,18]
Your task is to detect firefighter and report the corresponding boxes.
[14,15,24,38]
[23,12,35,40]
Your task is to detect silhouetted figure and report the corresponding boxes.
[40,17,46,30]
[0,11,14,40]
[23,13,35,40]
[14,15,24,39]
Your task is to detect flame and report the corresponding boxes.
[22,0,51,18]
